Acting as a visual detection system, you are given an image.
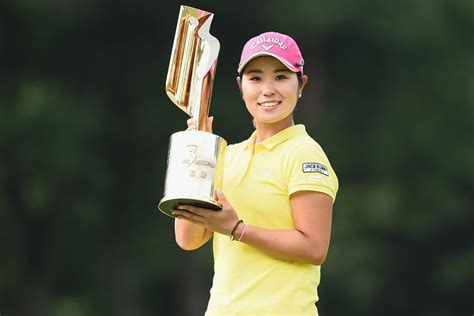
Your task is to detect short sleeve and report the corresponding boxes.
[287,144,339,201]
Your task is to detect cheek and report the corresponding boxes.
[241,86,258,102]
[240,89,255,113]
[287,82,300,97]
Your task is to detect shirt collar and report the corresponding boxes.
[244,124,307,150]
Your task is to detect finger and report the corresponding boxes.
[177,204,213,217]
[215,190,228,205]
[186,118,197,131]
[173,208,202,220]
[173,206,208,220]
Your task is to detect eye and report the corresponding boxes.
[275,74,288,80]
[248,76,261,81]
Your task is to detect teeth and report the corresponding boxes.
[259,101,279,108]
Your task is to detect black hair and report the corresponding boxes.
[296,72,304,86]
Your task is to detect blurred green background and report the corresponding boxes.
[1,0,473,315]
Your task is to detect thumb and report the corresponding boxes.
[215,190,227,204]
[186,118,197,131]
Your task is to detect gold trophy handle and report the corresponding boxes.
[165,6,220,131]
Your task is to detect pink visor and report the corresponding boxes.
[237,31,304,75]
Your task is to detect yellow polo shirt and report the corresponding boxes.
[205,125,338,316]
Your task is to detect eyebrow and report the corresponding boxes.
[274,68,292,73]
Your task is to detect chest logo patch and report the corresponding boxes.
[262,168,271,177]
[302,162,329,176]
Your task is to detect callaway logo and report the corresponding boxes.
[262,44,274,51]
[250,36,288,50]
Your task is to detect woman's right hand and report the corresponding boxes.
[186,116,214,133]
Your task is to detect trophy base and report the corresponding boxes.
[158,197,222,218]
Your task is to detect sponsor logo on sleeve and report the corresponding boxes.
[302,163,329,176]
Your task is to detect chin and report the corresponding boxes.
[256,114,292,125]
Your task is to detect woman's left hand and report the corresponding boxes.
[172,191,240,237]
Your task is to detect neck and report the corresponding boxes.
[254,116,294,143]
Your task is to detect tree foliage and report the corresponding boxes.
[1,1,473,315]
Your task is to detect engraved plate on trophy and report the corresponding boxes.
[158,6,227,217]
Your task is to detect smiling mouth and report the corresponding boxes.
[258,101,281,109]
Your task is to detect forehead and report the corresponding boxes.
[243,56,291,73]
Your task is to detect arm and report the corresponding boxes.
[173,190,333,265]
[233,190,333,265]
[175,218,213,250]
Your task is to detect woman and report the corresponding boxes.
[172,31,339,316]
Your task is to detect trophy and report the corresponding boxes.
[158,6,227,217]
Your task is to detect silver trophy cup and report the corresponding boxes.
[158,6,227,217]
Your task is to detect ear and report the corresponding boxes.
[236,76,243,98]
[298,75,309,97]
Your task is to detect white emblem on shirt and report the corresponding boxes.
[262,168,271,177]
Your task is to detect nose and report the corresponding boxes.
[261,80,275,96]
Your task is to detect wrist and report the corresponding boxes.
[234,223,248,242]
[229,219,243,241]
